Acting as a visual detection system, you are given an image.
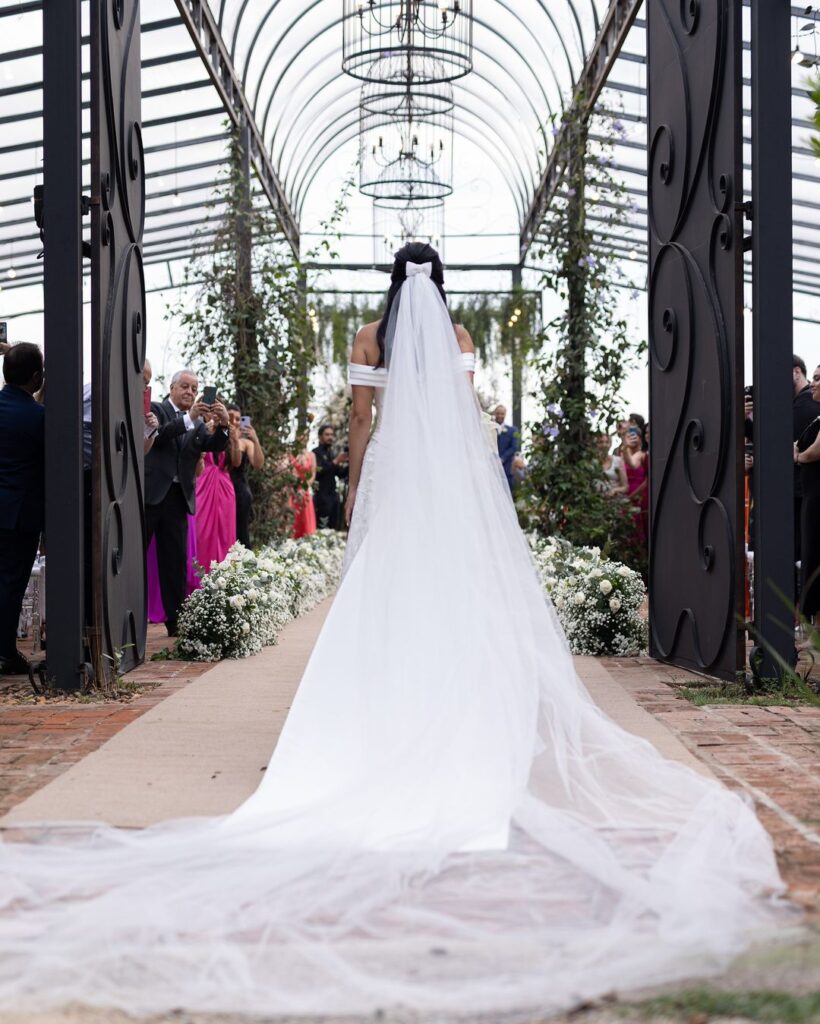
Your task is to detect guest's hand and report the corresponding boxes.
[0,342,11,356]
[744,398,754,420]
[190,400,209,422]
[334,452,349,465]
[745,452,754,472]
[345,488,357,526]
[794,442,800,464]
[211,400,229,427]
[144,412,158,429]
[241,424,259,443]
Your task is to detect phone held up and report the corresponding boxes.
[202,385,218,406]
[143,385,152,417]
[240,415,252,430]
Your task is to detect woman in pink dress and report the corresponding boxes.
[195,420,237,575]
[622,420,649,567]
[290,434,317,539]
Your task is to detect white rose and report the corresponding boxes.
[247,588,258,601]
[609,597,622,612]
[617,565,631,577]
[573,591,586,606]
[599,579,613,595]
[241,621,251,635]
[229,595,245,609]
[216,577,227,590]
[590,568,603,578]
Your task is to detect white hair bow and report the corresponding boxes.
[406,261,433,278]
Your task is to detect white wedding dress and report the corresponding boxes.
[0,266,793,1019]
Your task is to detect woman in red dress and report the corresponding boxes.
[290,434,317,539]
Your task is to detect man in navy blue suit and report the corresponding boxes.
[494,404,520,495]
[0,343,45,674]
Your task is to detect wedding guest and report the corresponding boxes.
[793,355,820,571]
[0,343,44,675]
[227,405,265,548]
[290,431,317,539]
[623,422,649,555]
[195,409,237,574]
[312,424,348,530]
[596,433,628,495]
[145,369,229,637]
[494,404,520,493]
[147,459,202,624]
[794,364,820,633]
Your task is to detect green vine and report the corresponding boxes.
[520,102,646,570]
[168,129,316,546]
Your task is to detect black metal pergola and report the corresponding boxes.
[0,0,813,686]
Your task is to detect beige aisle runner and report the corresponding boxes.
[2,603,710,829]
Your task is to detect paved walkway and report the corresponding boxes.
[2,607,706,827]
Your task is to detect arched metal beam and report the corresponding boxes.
[275,62,543,200]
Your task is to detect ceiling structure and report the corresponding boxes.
[0,0,818,303]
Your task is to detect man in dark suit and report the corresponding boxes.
[312,424,348,530]
[793,354,820,568]
[494,404,520,494]
[145,369,229,636]
[0,343,45,674]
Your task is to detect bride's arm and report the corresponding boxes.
[455,324,476,385]
[345,330,375,526]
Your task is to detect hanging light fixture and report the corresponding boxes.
[373,195,445,263]
[359,77,454,201]
[343,0,473,84]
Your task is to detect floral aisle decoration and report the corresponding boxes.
[176,531,346,662]
[530,535,647,656]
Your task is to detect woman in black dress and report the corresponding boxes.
[227,405,265,548]
[795,363,820,631]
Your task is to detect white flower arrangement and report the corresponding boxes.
[176,530,346,662]
[529,534,647,656]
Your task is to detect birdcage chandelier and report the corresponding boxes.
[359,79,454,201]
[373,196,445,263]
[342,0,473,84]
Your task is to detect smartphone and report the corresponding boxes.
[240,415,252,429]
[143,385,152,416]
[202,385,217,405]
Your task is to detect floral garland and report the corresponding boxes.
[176,531,346,662]
[530,535,647,657]
[175,531,645,663]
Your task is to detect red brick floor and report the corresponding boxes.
[601,656,820,917]
[0,624,213,818]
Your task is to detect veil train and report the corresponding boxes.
[0,269,793,1019]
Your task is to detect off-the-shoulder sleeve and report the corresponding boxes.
[348,363,388,388]
[460,351,476,373]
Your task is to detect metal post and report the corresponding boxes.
[750,0,795,679]
[511,264,523,431]
[43,0,84,690]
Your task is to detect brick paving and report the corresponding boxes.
[600,656,820,917]
[0,624,213,818]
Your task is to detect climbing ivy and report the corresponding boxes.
[168,129,315,545]
[520,103,647,570]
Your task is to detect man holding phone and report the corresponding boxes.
[144,369,229,636]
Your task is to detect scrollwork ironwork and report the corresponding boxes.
[648,0,743,678]
[91,0,146,679]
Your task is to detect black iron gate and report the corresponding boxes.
[89,0,147,680]
[647,0,744,679]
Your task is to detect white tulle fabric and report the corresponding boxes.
[0,274,793,1019]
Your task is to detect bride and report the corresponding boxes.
[0,242,792,1019]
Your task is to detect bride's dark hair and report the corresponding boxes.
[376,241,447,368]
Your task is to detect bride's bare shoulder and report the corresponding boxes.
[454,323,475,354]
[351,321,380,366]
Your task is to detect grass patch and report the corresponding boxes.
[677,674,819,708]
[632,988,820,1023]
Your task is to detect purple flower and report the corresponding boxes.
[586,254,596,267]
[588,409,599,421]
[551,125,561,138]
[613,119,625,135]
[567,187,577,197]
[630,289,640,300]
[547,425,560,438]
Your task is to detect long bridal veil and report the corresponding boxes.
[0,271,793,1019]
